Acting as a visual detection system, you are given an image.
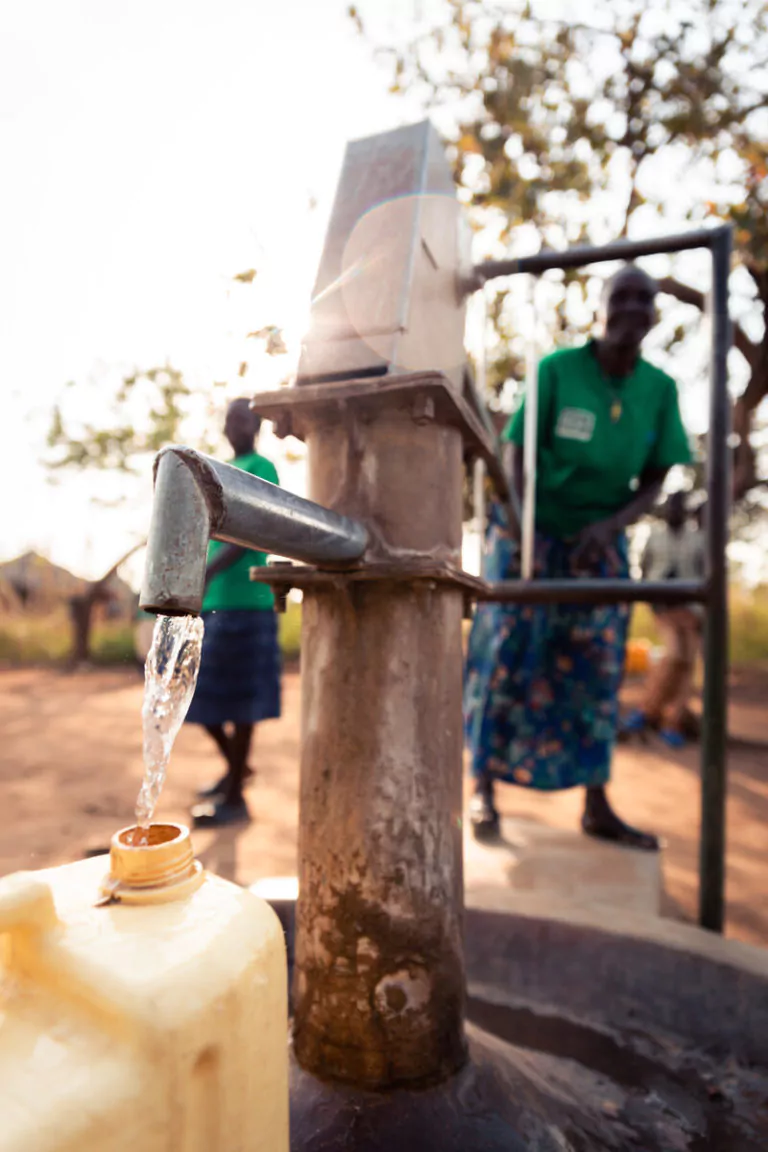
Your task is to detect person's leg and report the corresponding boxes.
[582,784,659,851]
[222,723,254,805]
[636,611,681,726]
[469,771,500,839]
[197,722,256,799]
[206,722,231,759]
[661,613,700,735]
[464,604,506,841]
[192,723,255,827]
[675,618,702,739]
[582,591,659,851]
[194,725,234,799]
[640,608,691,747]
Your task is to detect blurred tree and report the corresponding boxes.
[356,0,768,501]
[45,260,289,480]
[43,267,289,660]
[46,363,217,476]
[45,362,219,663]
[66,541,144,669]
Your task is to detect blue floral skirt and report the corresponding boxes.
[185,609,281,727]
[464,509,630,791]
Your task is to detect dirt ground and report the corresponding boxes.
[0,665,766,947]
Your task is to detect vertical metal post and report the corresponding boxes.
[699,227,732,933]
[475,283,488,400]
[473,287,488,573]
[473,458,486,574]
[521,278,539,580]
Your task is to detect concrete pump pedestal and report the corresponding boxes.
[249,363,762,1149]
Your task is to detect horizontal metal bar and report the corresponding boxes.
[478,579,708,606]
[140,446,368,615]
[473,226,729,283]
[207,455,367,563]
[248,564,708,608]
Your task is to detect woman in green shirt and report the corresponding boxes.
[185,399,282,828]
[464,266,691,849]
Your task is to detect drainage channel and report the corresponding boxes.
[467,996,768,1151]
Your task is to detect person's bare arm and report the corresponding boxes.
[510,445,524,507]
[509,426,667,562]
[572,467,668,566]
[611,467,668,533]
[204,544,247,591]
[500,444,525,541]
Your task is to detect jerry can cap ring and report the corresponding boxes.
[100,823,205,905]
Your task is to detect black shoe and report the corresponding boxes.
[469,788,501,841]
[196,765,255,800]
[581,811,659,852]
[196,772,231,800]
[192,797,251,828]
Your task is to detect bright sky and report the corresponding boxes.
[1,0,435,583]
[3,1,762,586]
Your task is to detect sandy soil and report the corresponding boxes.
[0,665,765,946]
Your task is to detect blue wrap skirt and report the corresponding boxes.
[185,609,281,727]
[464,505,630,791]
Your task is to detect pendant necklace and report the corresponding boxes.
[599,364,624,422]
[594,343,628,422]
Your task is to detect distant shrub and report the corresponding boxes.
[2,588,766,670]
[279,601,302,664]
[0,600,304,667]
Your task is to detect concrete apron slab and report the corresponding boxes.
[252,877,768,1149]
[251,873,768,996]
[253,816,663,920]
[464,816,663,916]
[465,888,768,984]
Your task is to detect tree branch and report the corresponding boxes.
[657,275,705,310]
[96,540,145,589]
[738,356,768,415]
[88,540,146,604]
[657,275,757,367]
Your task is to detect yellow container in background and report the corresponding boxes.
[0,824,289,1152]
[625,638,651,676]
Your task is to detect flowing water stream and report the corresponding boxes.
[133,614,205,843]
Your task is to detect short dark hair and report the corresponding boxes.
[228,397,262,434]
[601,263,658,305]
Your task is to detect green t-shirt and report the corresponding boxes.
[503,342,691,539]
[202,452,279,612]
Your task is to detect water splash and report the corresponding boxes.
[134,615,204,841]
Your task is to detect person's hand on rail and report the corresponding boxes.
[571,518,621,570]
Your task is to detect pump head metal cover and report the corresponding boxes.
[297,120,473,390]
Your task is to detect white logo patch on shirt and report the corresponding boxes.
[555,407,596,443]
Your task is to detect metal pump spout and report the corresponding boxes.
[140,446,369,616]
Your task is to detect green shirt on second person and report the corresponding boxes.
[503,341,691,540]
[202,452,279,612]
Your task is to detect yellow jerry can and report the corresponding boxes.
[625,638,651,676]
[0,823,289,1152]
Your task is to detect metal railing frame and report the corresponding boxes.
[472,225,733,933]
[140,229,731,934]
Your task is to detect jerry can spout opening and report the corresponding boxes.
[100,821,204,905]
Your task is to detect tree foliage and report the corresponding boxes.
[42,267,289,657]
[45,268,287,479]
[46,364,214,475]
[358,0,768,500]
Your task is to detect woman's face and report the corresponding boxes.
[602,269,657,351]
[224,400,259,454]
